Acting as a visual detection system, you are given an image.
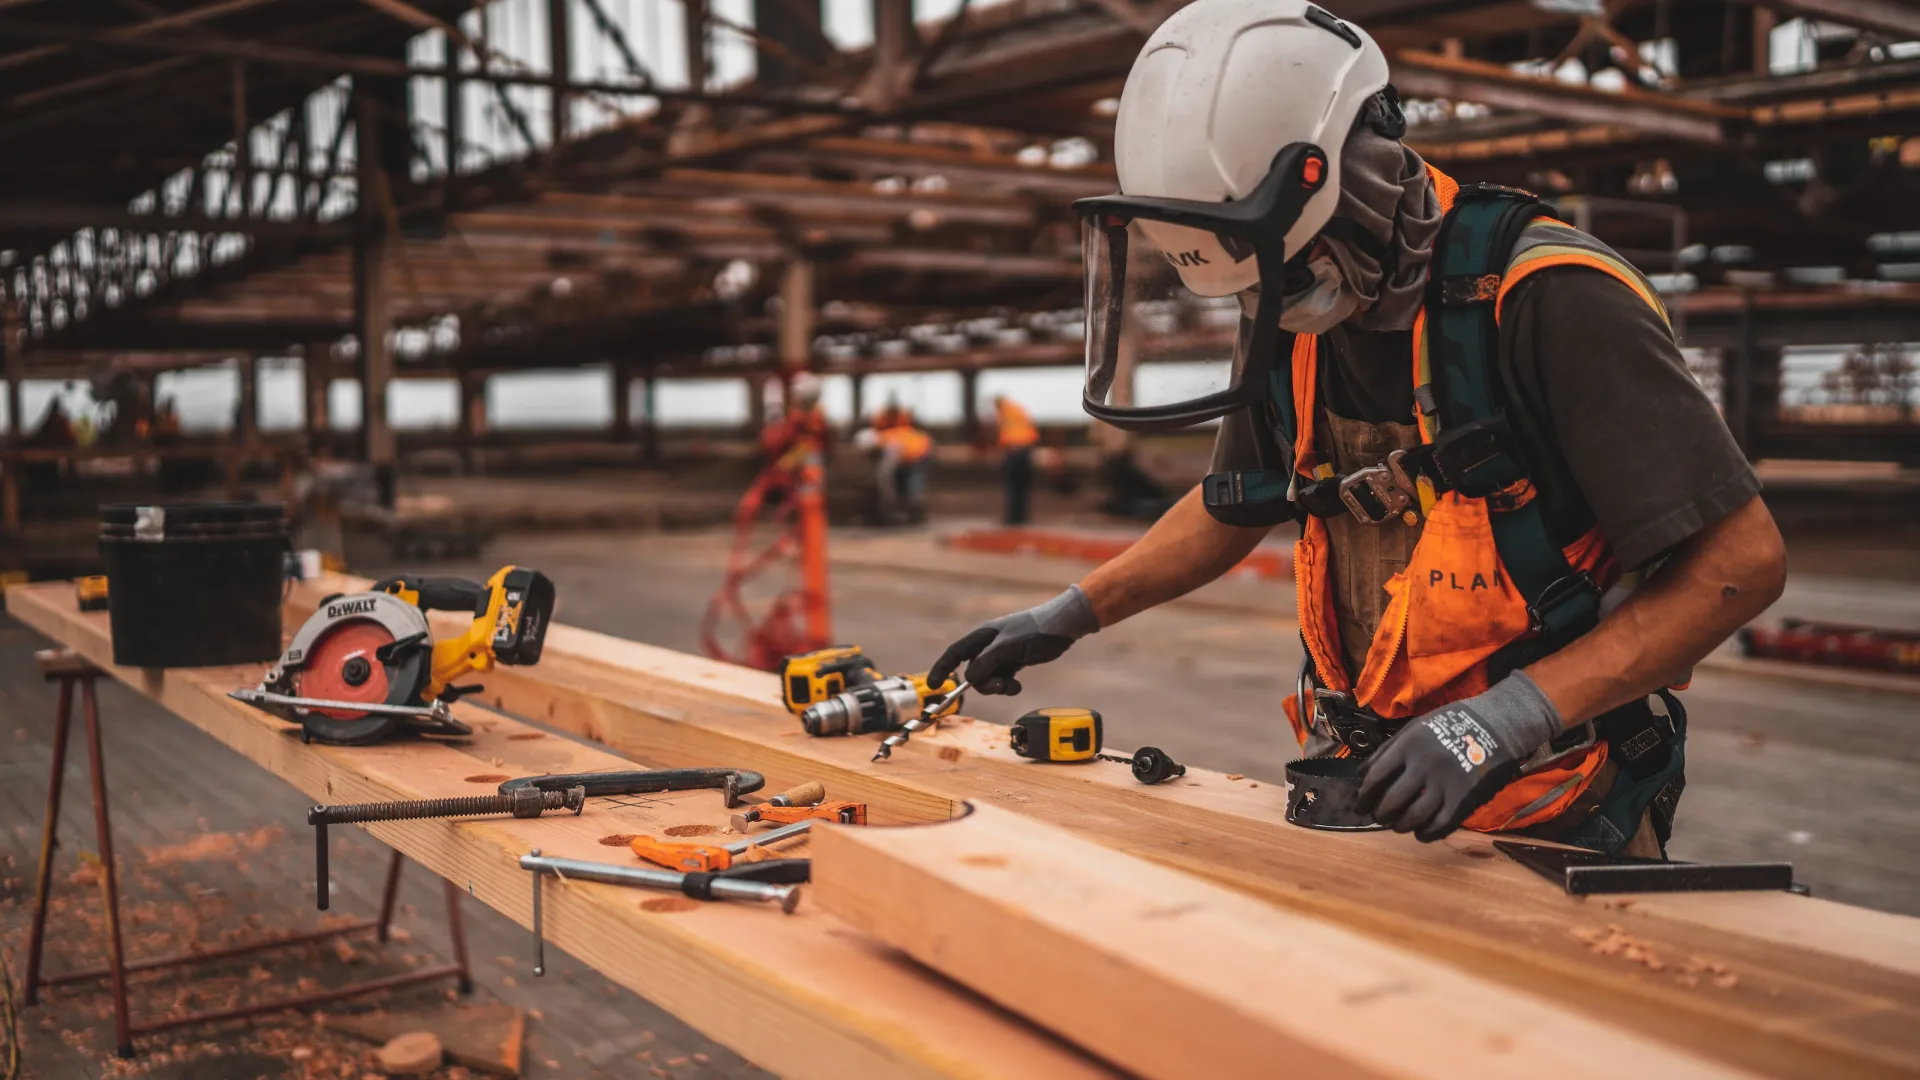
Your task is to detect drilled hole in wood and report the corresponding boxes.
[464,774,510,784]
[600,834,638,846]
[961,855,1008,869]
[506,732,545,741]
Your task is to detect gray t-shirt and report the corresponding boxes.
[1211,266,1759,570]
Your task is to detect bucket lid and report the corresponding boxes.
[99,501,286,527]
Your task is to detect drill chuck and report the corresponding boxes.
[801,678,924,736]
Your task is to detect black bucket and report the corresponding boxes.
[98,502,288,668]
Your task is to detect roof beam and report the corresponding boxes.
[0,20,869,115]
[1770,0,1920,41]
[1390,50,1743,143]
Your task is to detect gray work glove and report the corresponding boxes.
[1355,672,1563,842]
[928,585,1100,696]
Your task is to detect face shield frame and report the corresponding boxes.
[1074,141,1330,432]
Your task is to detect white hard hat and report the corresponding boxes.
[1114,0,1391,296]
[789,372,822,406]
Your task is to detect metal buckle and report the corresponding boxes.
[1526,571,1600,635]
[1518,720,1597,776]
[1338,465,1412,526]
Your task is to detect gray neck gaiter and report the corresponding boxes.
[1322,127,1443,333]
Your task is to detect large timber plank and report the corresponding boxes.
[812,803,1753,1080]
[275,576,1920,1080]
[5,582,1114,1080]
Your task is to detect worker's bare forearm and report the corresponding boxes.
[1078,486,1272,627]
[1527,494,1786,726]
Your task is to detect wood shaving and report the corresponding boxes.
[138,826,286,867]
[1226,773,1245,781]
[1573,924,1667,972]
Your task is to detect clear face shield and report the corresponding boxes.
[1076,142,1330,432]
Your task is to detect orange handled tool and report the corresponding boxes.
[631,819,814,873]
[731,800,867,832]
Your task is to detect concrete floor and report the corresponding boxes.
[357,525,1920,917]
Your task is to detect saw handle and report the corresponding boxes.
[375,576,489,615]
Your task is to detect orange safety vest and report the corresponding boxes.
[996,400,1039,449]
[879,424,934,463]
[1287,166,1673,834]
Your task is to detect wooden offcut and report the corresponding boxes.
[325,1004,526,1077]
[374,1031,443,1075]
[812,803,1748,1080]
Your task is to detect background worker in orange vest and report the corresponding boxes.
[865,406,934,524]
[992,394,1040,526]
[930,0,1786,857]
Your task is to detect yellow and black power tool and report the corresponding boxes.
[780,646,881,714]
[1010,706,1187,785]
[76,575,111,612]
[231,566,555,745]
[800,671,961,737]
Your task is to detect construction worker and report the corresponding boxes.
[929,0,1786,856]
[874,408,934,524]
[993,394,1040,525]
[759,373,831,470]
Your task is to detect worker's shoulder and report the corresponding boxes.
[1497,218,1667,323]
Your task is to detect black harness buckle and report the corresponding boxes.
[1426,416,1509,496]
[1528,571,1600,637]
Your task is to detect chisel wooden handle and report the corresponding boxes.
[769,781,826,807]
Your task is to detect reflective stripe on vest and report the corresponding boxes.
[1291,165,1661,834]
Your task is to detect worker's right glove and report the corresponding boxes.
[1354,672,1563,842]
[928,585,1100,696]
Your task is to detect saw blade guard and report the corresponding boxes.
[265,591,433,720]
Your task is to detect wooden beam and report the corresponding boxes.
[862,0,913,109]
[1771,0,1920,40]
[271,577,1920,1080]
[0,0,284,74]
[1390,50,1742,143]
[303,341,330,444]
[812,803,1752,1080]
[2,299,19,535]
[778,258,815,371]
[548,0,572,144]
[354,93,396,505]
[1,583,1115,1080]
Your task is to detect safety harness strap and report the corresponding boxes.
[1426,185,1600,645]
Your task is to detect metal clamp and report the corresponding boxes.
[1338,464,1414,526]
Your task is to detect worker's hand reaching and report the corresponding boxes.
[1355,672,1564,842]
[928,585,1100,696]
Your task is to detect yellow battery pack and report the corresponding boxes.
[779,646,879,714]
[1009,707,1103,763]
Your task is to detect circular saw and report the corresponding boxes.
[232,566,555,745]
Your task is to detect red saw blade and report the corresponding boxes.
[296,620,400,720]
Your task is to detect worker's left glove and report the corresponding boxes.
[1354,672,1563,843]
[928,585,1100,696]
